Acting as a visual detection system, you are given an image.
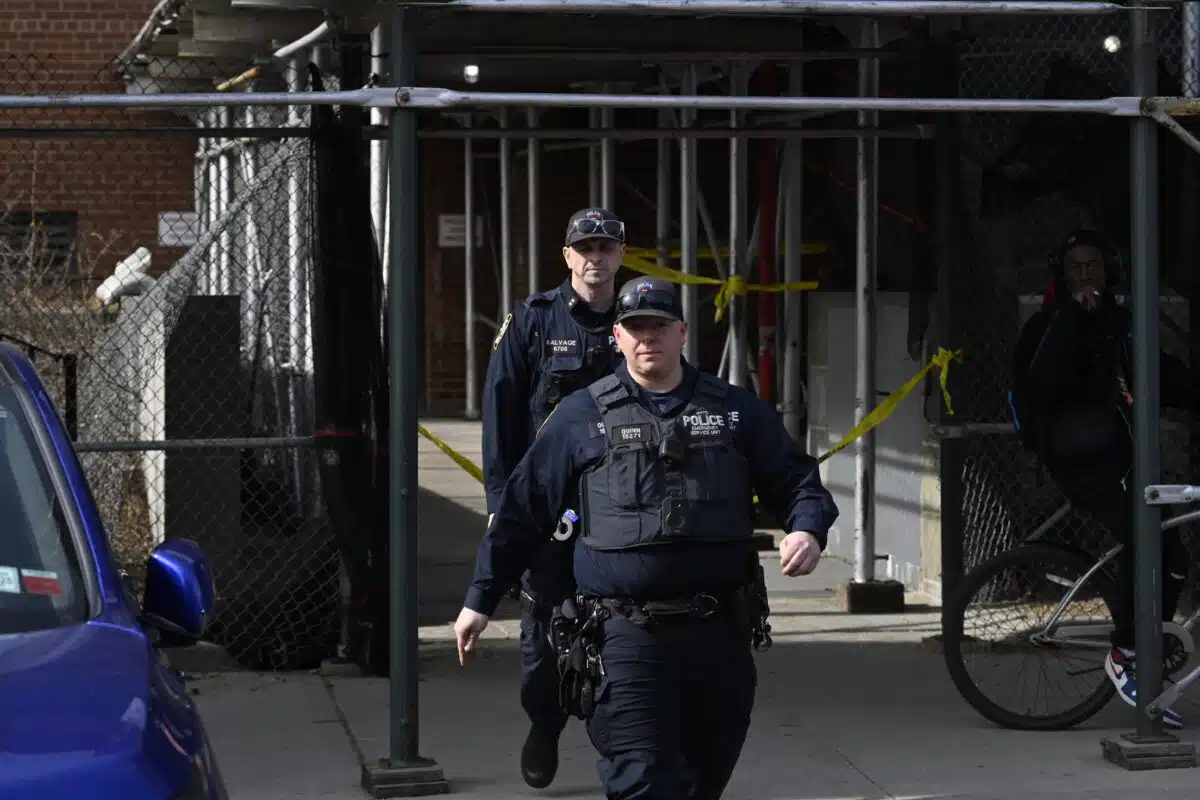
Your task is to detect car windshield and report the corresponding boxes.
[0,383,88,634]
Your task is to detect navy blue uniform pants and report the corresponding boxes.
[518,554,572,735]
[585,613,757,800]
[519,597,569,735]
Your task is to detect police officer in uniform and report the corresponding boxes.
[459,277,840,799]
[480,207,626,788]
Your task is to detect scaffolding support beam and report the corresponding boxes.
[398,0,1126,15]
[0,90,1159,115]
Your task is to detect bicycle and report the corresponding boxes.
[942,479,1200,732]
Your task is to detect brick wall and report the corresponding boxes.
[0,1,195,283]
[420,106,787,415]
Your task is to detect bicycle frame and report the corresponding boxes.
[1025,499,1200,655]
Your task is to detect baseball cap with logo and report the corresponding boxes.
[615,276,684,325]
[564,207,626,247]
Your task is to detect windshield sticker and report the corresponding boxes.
[20,569,61,596]
[0,567,18,594]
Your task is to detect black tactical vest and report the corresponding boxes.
[579,373,754,551]
[525,290,619,433]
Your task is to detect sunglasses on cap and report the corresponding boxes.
[569,217,625,240]
[616,289,680,316]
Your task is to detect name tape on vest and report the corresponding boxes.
[610,423,652,444]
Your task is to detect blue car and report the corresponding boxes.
[0,343,227,799]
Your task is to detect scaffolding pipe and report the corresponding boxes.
[411,126,931,140]
[371,22,390,263]
[527,107,540,296]
[499,108,513,316]
[679,66,699,365]
[853,19,880,586]
[756,63,779,405]
[656,104,671,270]
[398,0,1126,14]
[589,107,602,206]
[465,116,479,419]
[0,89,1155,115]
[601,88,616,208]
[401,88,1147,114]
[728,63,747,388]
[205,107,220,293]
[781,61,805,439]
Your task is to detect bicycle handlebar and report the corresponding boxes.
[1145,485,1200,506]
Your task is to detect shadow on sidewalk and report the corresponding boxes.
[330,636,1200,800]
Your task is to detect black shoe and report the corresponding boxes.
[520,725,560,789]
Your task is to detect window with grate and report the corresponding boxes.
[0,211,79,279]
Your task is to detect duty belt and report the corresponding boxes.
[595,590,742,622]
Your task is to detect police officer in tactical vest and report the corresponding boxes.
[480,207,626,788]
[459,276,840,799]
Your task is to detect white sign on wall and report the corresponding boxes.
[437,214,484,249]
[158,211,199,248]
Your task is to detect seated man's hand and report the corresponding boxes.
[454,607,490,665]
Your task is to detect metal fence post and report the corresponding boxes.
[1129,2,1166,742]
[361,6,450,797]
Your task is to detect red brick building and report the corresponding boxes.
[0,0,194,284]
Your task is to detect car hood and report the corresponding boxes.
[0,622,196,797]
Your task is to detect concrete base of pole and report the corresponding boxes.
[838,579,905,613]
[1101,732,1197,771]
[362,758,450,797]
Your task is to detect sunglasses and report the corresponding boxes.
[616,289,680,317]
[570,218,625,240]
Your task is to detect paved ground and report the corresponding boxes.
[189,420,1200,799]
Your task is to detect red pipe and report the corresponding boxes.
[756,64,779,404]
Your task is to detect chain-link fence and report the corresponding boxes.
[0,52,349,670]
[944,8,1200,593]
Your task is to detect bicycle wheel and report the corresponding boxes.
[943,543,1118,731]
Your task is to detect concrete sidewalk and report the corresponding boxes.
[190,420,1200,799]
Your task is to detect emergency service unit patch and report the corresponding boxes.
[584,209,603,221]
[682,411,726,438]
[636,280,654,293]
[492,313,513,350]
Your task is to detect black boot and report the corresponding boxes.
[520,724,560,789]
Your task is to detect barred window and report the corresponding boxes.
[0,211,79,279]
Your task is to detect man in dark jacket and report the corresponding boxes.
[1011,229,1192,728]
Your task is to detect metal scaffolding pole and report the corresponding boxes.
[0,90,1150,115]
[398,0,1125,14]
[464,116,480,420]
[370,21,390,264]
[499,108,513,316]
[601,85,616,209]
[853,19,879,586]
[728,62,748,387]
[679,66,699,365]
[589,107,602,206]
[400,89,1146,114]
[656,104,671,270]
[363,5,449,797]
[781,62,805,442]
[412,126,930,140]
[1129,3,1165,743]
[527,106,540,293]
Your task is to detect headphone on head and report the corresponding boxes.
[1047,228,1125,286]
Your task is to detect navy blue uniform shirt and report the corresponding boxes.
[481,280,620,515]
[465,361,840,616]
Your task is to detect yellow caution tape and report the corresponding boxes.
[622,252,819,323]
[816,346,962,464]
[418,424,485,484]
[415,346,962,511]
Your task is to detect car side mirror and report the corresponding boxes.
[140,538,216,649]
